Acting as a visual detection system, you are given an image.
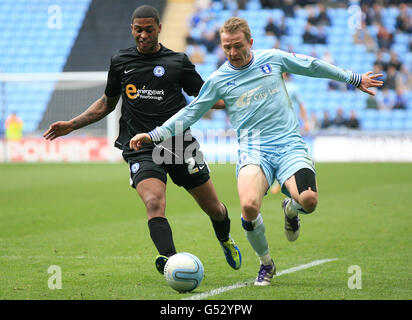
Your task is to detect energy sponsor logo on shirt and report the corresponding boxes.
[236,85,279,107]
[125,84,164,101]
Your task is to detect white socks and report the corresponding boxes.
[286,198,303,218]
[242,213,269,257]
[259,253,273,266]
[242,213,271,263]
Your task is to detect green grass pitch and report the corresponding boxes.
[0,162,411,300]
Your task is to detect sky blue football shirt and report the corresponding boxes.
[150,49,356,154]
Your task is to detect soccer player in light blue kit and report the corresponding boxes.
[130,17,383,285]
[283,72,310,135]
[271,72,310,195]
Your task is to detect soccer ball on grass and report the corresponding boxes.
[164,252,204,292]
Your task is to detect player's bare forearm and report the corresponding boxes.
[43,94,120,141]
[71,95,119,130]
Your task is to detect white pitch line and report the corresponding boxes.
[183,258,338,300]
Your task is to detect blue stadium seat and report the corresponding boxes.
[363,109,380,121]
[391,110,406,120]
[360,118,376,130]
[0,0,92,133]
[405,118,412,130]
[186,4,412,133]
[391,118,405,131]
[246,0,261,11]
[375,118,392,131]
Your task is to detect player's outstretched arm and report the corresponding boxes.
[129,95,219,151]
[357,71,383,95]
[43,94,120,141]
[278,50,384,95]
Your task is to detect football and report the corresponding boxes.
[164,252,204,292]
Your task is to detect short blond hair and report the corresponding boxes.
[220,17,251,42]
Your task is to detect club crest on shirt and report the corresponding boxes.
[239,153,247,164]
[260,64,272,74]
[153,66,165,77]
[131,163,140,174]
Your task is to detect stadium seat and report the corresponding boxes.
[391,118,405,131]
[405,117,412,130]
[3,1,409,134]
[246,1,261,11]
[363,109,380,122]
[375,118,392,131]
[0,0,92,132]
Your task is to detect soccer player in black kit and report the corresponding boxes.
[43,5,241,274]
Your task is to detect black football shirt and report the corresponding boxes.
[104,44,204,158]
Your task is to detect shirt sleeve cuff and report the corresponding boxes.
[348,72,362,87]
[148,128,162,143]
[148,127,172,143]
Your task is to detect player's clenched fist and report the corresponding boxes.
[129,133,152,151]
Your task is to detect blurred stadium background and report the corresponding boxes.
[1,0,411,162]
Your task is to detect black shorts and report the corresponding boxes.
[126,138,210,190]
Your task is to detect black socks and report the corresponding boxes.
[148,217,176,257]
[210,204,231,242]
[148,204,230,256]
